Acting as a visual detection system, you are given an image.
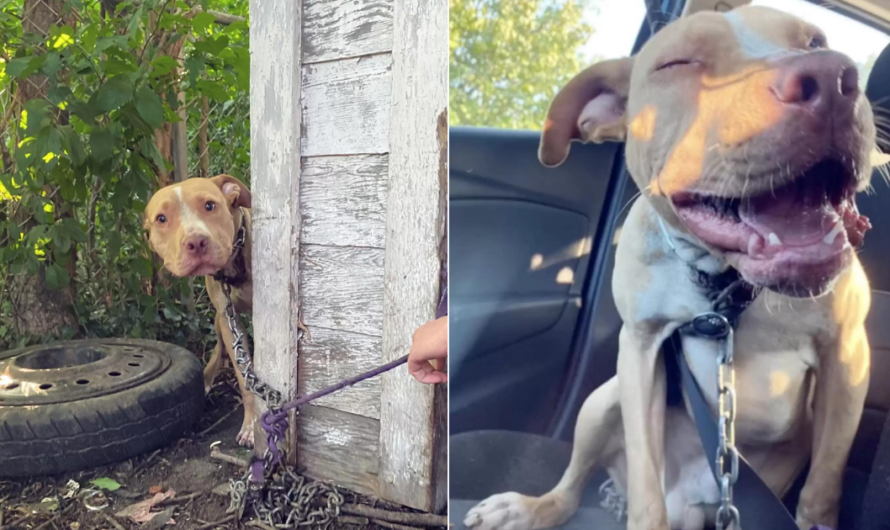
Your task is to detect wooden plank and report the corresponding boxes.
[299,326,382,419]
[301,54,392,157]
[301,155,389,248]
[378,0,448,513]
[298,405,380,496]
[303,0,393,64]
[300,244,385,337]
[249,0,302,463]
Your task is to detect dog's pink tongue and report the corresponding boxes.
[739,184,838,247]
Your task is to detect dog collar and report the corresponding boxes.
[656,215,757,324]
[213,209,248,287]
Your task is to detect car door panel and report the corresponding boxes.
[450,126,623,434]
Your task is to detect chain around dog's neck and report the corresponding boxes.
[213,208,248,287]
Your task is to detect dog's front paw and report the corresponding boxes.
[465,493,536,530]
[236,418,255,447]
[796,491,839,530]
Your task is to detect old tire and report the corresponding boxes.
[0,339,204,477]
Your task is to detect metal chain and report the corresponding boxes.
[227,464,345,529]
[221,281,284,410]
[715,321,740,530]
[218,220,284,410]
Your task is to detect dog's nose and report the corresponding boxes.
[183,235,209,257]
[772,50,859,111]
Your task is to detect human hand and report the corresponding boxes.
[408,316,448,384]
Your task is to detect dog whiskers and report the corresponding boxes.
[617,190,643,220]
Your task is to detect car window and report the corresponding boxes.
[449,0,647,130]
[450,0,889,131]
[752,0,890,88]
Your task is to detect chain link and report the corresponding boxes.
[715,322,740,530]
[227,465,345,529]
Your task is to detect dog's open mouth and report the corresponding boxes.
[671,158,871,294]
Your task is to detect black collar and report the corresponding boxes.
[690,265,759,329]
[213,212,248,287]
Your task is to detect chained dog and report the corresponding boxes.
[464,6,880,530]
[144,175,257,447]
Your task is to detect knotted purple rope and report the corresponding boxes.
[258,354,410,467]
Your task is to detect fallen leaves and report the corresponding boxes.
[115,490,177,526]
[90,478,122,492]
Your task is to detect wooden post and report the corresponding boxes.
[249,0,302,463]
[379,0,448,513]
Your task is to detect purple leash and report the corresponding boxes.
[250,354,410,483]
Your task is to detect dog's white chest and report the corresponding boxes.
[681,298,818,445]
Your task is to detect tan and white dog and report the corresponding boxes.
[464,6,878,530]
[144,175,257,447]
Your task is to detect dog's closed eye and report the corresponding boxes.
[655,58,699,71]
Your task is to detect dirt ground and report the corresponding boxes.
[0,368,446,530]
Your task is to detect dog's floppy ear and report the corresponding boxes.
[210,174,252,209]
[539,56,635,168]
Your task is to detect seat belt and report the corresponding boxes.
[663,278,800,530]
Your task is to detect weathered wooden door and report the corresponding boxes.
[249,0,447,512]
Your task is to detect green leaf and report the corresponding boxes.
[6,55,44,78]
[150,56,179,76]
[55,231,71,253]
[47,85,72,107]
[33,127,62,167]
[95,76,135,112]
[26,225,47,247]
[59,218,87,243]
[107,231,121,258]
[90,478,121,492]
[59,177,76,202]
[104,56,138,77]
[42,52,62,79]
[192,12,216,34]
[61,126,86,167]
[94,36,129,54]
[81,24,99,52]
[45,264,69,291]
[134,257,153,278]
[134,86,165,129]
[193,35,229,56]
[127,5,145,37]
[139,137,166,171]
[184,56,205,85]
[142,302,157,323]
[69,100,101,123]
[22,99,52,136]
[196,79,227,102]
[89,127,114,162]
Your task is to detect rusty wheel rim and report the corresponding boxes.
[0,339,172,405]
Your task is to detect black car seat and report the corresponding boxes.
[450,41,890,530]
[848,40,890,530]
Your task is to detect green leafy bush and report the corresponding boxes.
[0,0,249,357]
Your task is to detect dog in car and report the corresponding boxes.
[464,6,884,530]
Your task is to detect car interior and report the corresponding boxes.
[449,0,890,528]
